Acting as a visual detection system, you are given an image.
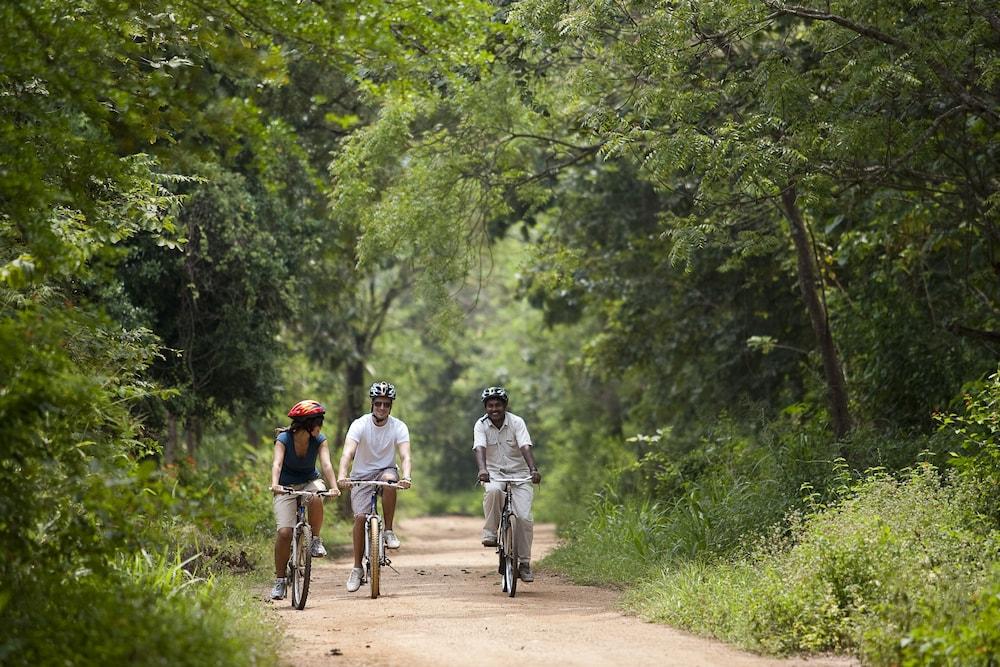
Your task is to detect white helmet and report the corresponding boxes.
[481,386,508,403]
[369,381,396,400]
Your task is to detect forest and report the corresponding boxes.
[2,1,998,665]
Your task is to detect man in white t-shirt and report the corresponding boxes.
[474,386,541,583]
[337,381,412,592]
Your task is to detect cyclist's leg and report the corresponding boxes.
[303,479,327,537]
[272,494,297,576]
[351,513,366,568]
[300,479,328,556]
[379,467,400,530]
[510,482,535,566]
[348,473,380,567]
[481,481,504,544]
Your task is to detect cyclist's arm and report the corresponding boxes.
[318,441,340,495]
[397,441,412,479]
[271,439,286,492]
[337,437,358,483]
[519,444,542,484]
[397,440,412,487]
[474,447,489,482]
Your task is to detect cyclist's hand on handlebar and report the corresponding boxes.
[530,470,542,484]
[477,470,490,483]
[337,477,352,489]
[398,477,412,489]
[270,484,288,495]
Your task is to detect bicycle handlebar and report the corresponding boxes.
[345,479,407,488]
[277,487,339,497]
[482,477,533,484]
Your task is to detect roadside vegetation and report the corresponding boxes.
[543,376,1000,665]
[3,0,998,665]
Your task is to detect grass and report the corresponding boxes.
[546,463,1000,665]
[2,550,282,667]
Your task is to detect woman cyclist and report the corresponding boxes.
[269,399,340,600]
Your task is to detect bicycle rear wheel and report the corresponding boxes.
[368,517,382,599]
[291,525,312,609]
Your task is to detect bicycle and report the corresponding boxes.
[348,479,405,599]
[484,477,532,597]
[276,487,336,609]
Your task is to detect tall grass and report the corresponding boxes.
[622,465,1000,665]
[542,493,669,586]
[3,550,280,667]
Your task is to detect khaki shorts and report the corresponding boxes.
[349,467,398,516]
[273,478,328,530]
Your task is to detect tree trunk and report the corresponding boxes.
[243,417,259,448]
[336,356,369,520]
[165,412,178,465]
[781,185,853,439]
[345,356,366,421]
[185,415,202,460]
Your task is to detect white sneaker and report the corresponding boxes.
[384,529,400,549]
[310,536,327,557]
[270,578,287,600]
[346,567,364,592]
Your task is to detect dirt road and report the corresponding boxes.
[271,515,856,667]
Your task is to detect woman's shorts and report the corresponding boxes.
[273,478,328,530]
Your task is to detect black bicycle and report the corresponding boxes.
[349,479,405,599]
[487,477,532,597]
[277,487,336,609]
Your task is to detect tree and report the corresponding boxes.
[505,0,999,436]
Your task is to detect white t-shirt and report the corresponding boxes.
[472,411,532,475]
[346,414,410,476]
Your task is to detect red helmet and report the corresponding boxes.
[287,400,326,419]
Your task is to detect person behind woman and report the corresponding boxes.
[268,399,340,600]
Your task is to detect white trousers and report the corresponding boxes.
[482,481,534,563]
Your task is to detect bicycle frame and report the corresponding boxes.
[349,479,404,599]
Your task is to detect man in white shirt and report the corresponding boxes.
[473,386,541,583]
[338,381,412,592]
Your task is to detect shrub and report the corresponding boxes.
[937,367,1000,522]
[542,490,669,586]
[623,463,1000,664]
[1,551,279,667]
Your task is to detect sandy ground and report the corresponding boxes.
[268,515,857,667]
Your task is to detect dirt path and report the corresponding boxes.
[270,515,856,667]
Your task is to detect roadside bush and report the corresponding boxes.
[937,367,1000,522]
[542,490,669,586]
[3,552,279,667]
[897,563,1000,666]
[622,464,1000,664]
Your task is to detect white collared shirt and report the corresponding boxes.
[472,411,532,475]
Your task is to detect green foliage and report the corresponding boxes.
[898,563,1000,667]
[119,167,298,420]
[542,492,669,587]
[937,368,1000,520]
[617,464,999,664]
[500,0,1000,439]
[153,456,274,552]
[2,554,279,667]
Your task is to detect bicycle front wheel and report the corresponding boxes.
[504,514,518,597]
[291,525,312,609]
[368,517,382,599]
